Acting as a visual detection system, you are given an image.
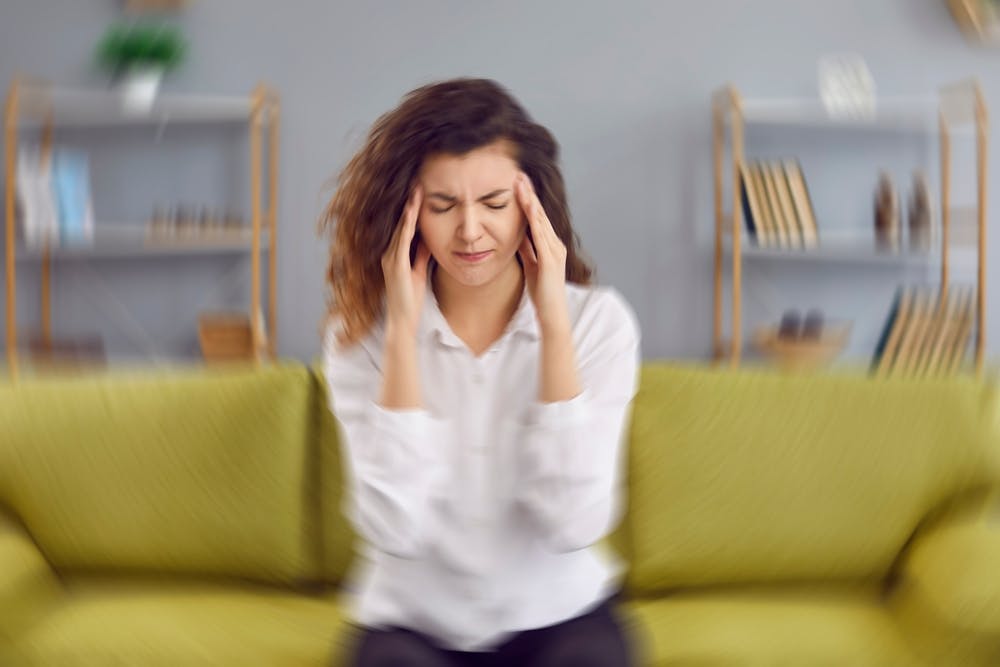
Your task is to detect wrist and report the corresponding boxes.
[539,313,572,341]
[384,319,418,347]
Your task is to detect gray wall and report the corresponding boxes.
[1,0,997,363]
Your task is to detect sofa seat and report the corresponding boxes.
[626,585,919,666]
[9,576,354,666]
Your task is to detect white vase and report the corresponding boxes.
[119,65,164,112]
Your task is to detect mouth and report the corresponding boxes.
[454,250,493,263]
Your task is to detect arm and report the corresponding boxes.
[323,328,446,560]
[0,508,59,641]
[517,290,641,553]
[890,489,1000,666]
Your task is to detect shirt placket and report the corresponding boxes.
[465,351,498,587]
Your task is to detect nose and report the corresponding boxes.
[456,204,484,244]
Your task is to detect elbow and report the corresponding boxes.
[356,516,426,560]
[534,495,621,554]
[350,485,430,560]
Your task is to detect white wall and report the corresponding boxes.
[1,0,997,362]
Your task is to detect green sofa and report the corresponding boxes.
[1,362,998,665]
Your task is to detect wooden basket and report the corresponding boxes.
[752,322,852,372]
[198,312,255,363]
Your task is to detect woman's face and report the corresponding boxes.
[416,140,525,289]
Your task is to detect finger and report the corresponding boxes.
[413,239,431,277]
[404,185,422,233]
[387,190,414,257]
[518,234,538,265]
[529,187,560,251]
[516,176,547,255]
[515,173,535,222]
[518,174,561,252]
[394,186,422,264]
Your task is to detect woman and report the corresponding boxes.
[321,78,640,667]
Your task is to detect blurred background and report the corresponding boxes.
[1,0,998,368]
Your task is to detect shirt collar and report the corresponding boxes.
[419,262,539,348]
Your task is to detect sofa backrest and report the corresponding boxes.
[0,364,319,586]
[623,364,1000,595]
[313,368,357,584]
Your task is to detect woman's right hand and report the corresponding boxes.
[382,185,431,341]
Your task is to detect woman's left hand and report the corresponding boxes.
[515,172,570,334]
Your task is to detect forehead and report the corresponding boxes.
[419,140,519,190]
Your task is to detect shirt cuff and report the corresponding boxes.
[523,391,590,429]
[362,402,448,474]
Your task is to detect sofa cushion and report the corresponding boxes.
[625,586,918,666]
[625,364,998,593]
[9,576,352,666]
[313,368,358,584]
[0,364,317,585]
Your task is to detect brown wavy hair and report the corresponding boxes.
[320,77,593,346]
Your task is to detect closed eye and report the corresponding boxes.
[430,202,508,213]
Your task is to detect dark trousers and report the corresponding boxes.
[350,598,632,667]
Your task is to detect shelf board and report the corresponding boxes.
[724,240,938,266]
[15,234,268,261]
[740,98,937,132]
[14,85,255,128]
[720,211,981,268]
[729,90,979,134]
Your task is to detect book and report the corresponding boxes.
[913,290,951,376]
[750,165,775,247]
[925,287,969,376]
[739,164,763,246]
[771,161,802,248]
[52,147,95,246]
[759,162,790,248]
[905,289,943,377]
[15,146,59,249]
[872,286,904,373]
[945,288,977,374]
[783,161,819,248]
[891,288,930,377]
[874,287,913,377]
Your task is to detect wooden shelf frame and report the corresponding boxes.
[3,78,280,378]
[711,80,989,374]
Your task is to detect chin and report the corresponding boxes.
[437,254,513,288]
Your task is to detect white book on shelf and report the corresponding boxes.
[15,146,60,249]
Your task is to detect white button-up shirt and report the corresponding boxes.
[322,279,641,652]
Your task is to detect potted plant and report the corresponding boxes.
[96,23,186,110]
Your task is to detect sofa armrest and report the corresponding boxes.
[890,489,1000,665]
[0,508,59,640]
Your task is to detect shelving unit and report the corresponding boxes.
[948,0,1000,45]
[3,78,280,378]
[712,79,989,373]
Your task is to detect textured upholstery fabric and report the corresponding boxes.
[0,364,316,585]
[626,586,919,666]
[624,364,997,593]
[10,576,352,666]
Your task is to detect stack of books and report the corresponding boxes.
[871,285,976,377]
[740,160,819,249]
[15,145,95,249]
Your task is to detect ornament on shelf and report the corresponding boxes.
[874,172,900,252]
[908,170,933,252]
[818,53,877,121]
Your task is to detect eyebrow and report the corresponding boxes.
[427,189,510,204]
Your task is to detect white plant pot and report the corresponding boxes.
[119,66,164,112]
